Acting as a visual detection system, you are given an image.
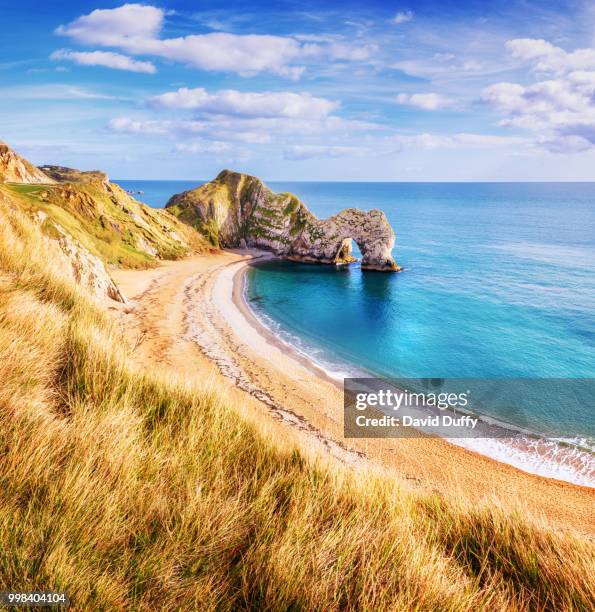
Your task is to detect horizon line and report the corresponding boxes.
[112,178,595,184]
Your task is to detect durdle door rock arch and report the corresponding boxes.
[287,208,399,271]
[166,170,401,272]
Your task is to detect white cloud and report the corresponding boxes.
[395,92,452,110]
[433,52,455,62]
[174,141,232,154]
[151,88,338,119]
[108,117,171,134]
[107,113,378,144]
[55,3,374,79]
[55,4,164,45]
[326,43,377,61]
[393,10,413,25]
[108,116,272,143]
[284,145,360,160]
[391,132,526,151]
[50,49,156,74]
[536,135,592,154]
[0,84,119,100]
[482,39,595,152]
[506,38,595,74]
[393,57,487,79]
[126,83,376,146]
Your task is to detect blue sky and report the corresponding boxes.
[1,0,595,180]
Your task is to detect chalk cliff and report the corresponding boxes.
[33,210,126,302]
[166,170,400,271]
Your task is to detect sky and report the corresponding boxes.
[1,0,595,180]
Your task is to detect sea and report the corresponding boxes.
[117,179,595,486]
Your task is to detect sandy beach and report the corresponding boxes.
[111,250,595,536]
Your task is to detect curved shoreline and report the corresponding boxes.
[228,253,595,490]
[112,251,595,534]
[231,256,347,390]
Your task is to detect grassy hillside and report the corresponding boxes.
[1,178,209,269]
[0,179,593,609]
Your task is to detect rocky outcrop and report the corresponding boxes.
[34,211,125,302]
[287,208,400,271]
[55,225,126,303]
[166,170,400,271]
[0,140,54,184]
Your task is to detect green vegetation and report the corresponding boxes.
[289,209,308,236]
[167,202,220,248]
[0,189,594,610]
[3,180,208,269]
[5,183,46,195]
[282,194,300,216]
[38,165,107,183]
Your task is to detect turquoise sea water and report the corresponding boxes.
[117,180,595,479]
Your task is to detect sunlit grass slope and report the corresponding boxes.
[0,194,593,610]
[3,178,209,269]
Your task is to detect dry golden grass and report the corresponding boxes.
[0,198,594,610]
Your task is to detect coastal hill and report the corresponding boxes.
[166,170,401,271]
[0,139,55,184]
[38,164,109,184]
[0,140,210,300]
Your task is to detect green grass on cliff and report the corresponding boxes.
[0,197,594,610]
[3,180,208,268]
[166,202,221,248]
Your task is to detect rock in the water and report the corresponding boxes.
[0,140,54,184]
[166,170,401,271]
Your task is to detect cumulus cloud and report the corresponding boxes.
[393,10,413,25]
[55,3,374,79]
[482,39,595,152]
[50,49,156,73]
[151,88,338,119]
[55,4,163,44]
[506,38,595,74]
[395,92,452,110]
[114,83,376,147]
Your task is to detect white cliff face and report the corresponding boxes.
[166,170,401,271]
[34,211,126,303]
[56,228,126,302]
[0,141,54,184]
